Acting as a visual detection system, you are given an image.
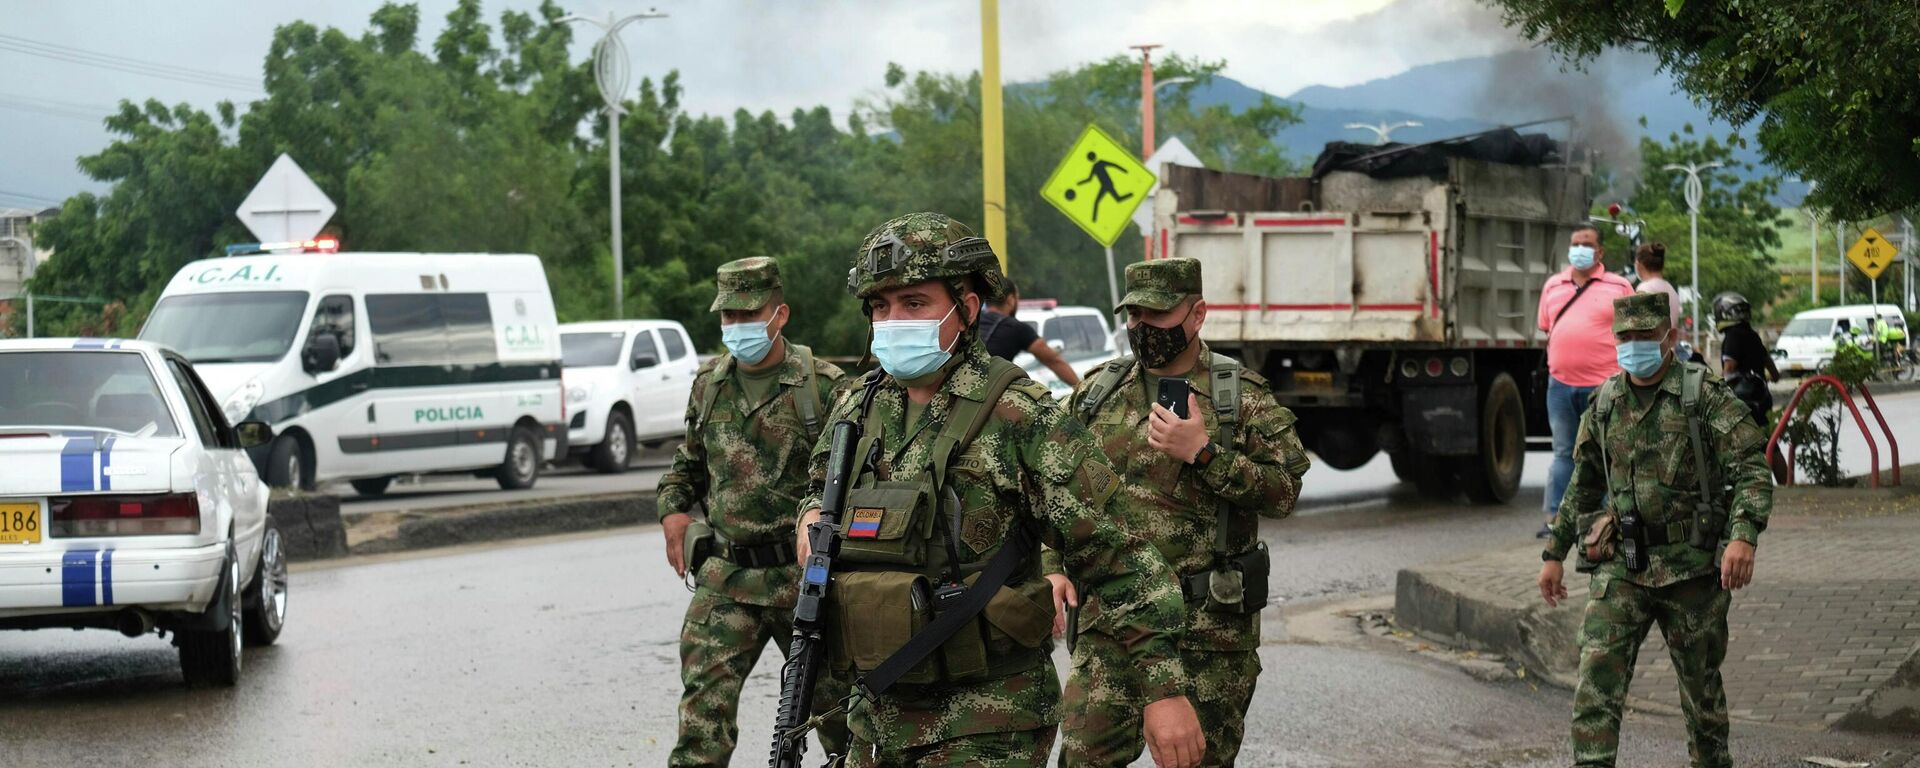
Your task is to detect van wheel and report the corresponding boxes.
[591,411,634,474]
[266,436,314,492]
[178,544,243,687]
[1458,372,1525,504]
[497,426,541,490]
[243,523,288,646]
[349,477,393,497]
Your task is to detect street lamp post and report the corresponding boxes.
[562,9,666,319]
[1345,121,1423,145]
[1664,161,1723,349]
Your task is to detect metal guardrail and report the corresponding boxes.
[1765,374,1901,487]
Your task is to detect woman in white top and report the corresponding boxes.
[1634,242,1683,329]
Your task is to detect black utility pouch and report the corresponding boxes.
[683,520,715,575]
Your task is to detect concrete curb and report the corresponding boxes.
[1834,645,1920,734]
[339,491,655,557]
[1393,567,1581,685]
[268,493,349,560]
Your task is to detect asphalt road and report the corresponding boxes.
[8,429,1919,766]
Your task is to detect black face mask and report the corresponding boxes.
[1128,309,1192,369]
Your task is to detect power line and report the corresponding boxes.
[0,189,62,205]
[0,100,103,122]
[0,90,117,114]
[0,33,261,93]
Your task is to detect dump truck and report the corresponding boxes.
[1151,132,1589,503]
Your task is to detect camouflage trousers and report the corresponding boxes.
[672,586,851,768]
[844,726,1057,768]
[1058,632,1260,767]
[1572,573,1731,768]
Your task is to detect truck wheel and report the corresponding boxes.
[496,425,541,490]
[1388,450,1417,483]
[1459,372,1525,504]
[591,411,634,474]
[1313,424,1379,471]
[1392,449,1455,499]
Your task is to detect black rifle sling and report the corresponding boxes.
[861,360,1028,698]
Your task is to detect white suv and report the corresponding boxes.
[0,339,286,687]
[560,321,699,472]
[1011,302,1123,399]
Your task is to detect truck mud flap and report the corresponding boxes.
[1401,385,1478,456]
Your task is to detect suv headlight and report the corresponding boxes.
[222,378,265,424]
[567,385,591,404]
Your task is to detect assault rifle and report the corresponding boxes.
[770,373,881,768]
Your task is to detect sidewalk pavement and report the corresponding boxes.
[1396,469,1920,733]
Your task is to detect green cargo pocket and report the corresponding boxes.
[829,570,933,683]
[838,481,933,566]
[983,577,1056,649]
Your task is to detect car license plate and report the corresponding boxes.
[0,501,43,545]
[1295,371,1334,390]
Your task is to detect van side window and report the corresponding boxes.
[367,295,446,365]
[661,328,688,361]
[632,331,660,368]
[440,294,498,366]
[310,294,356,358]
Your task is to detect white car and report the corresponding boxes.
[1773,304,1909,374]
[0,339,285,687]
[559,320,699,472]
[1011,302,1123,399]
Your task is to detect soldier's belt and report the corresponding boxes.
[1636,520,1690,548]
[714,537,798,568]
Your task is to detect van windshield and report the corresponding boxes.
[562,332,625,367]
[1781,317,1832,338]
[141,291,310,363]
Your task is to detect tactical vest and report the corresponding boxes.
[692,343,824,438]
[1578,363,1730,571]
[826,357,1057,686]
[1077,353,1271,614]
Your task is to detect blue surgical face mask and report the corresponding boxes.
[871,305,958,381]
[1568,244,1597,271]
[721,320,774,365]
[1616,338,1667,378]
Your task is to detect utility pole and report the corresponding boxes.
[1836,222,1848,305]
[1806,180,1819,304]
[980,0,1008,273]
[561,9,667,319]
[1664,161,1721,349]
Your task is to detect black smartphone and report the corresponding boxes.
[1157,377,1191,419]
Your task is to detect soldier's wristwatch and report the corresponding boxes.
[1541,549,1560,562]
[1190,441,1221,468]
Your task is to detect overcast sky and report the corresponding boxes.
[0,0,1522,206]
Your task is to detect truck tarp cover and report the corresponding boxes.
[1311,129,1561,180]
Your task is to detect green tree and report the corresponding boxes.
[1481,0,1920,220]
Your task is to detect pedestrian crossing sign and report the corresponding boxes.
[1041,123,1156,247]
[1847,227,1895,281]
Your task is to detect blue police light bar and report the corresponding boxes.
[225,237,340,256]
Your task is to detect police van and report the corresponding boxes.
[138,243,566,495]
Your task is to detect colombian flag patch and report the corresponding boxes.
[847,507,884,539]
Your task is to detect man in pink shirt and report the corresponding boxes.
[1536,224,1635,536]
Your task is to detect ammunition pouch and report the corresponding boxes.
[1178,542,1271,614]
[1580,516,1618,570]
[683,520,716,576]
[837,481,933,566]
[828,570,1051,686]
[1688,502,1727,552]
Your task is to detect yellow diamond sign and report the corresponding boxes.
[1041,124,1156,247]
[1847,227,1896,281]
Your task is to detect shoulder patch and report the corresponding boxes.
[1238,366,1270,389]
[1076,459,1122,510]
[1008,378,1054,402]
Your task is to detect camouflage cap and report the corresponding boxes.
[1117,258,1202,312]
[1612,291,1671,334]
[848,212,1005,302]
[710,257,782,312]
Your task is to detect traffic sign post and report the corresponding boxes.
[237,154,336,245]
[1040,123,1157,317]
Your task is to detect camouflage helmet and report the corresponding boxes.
[848,212,1005,303]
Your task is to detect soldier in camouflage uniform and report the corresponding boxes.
[1055,258,1311,767]
[1538,291,1771,768]
[793,213,1206,768]
[657,257,851,767]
